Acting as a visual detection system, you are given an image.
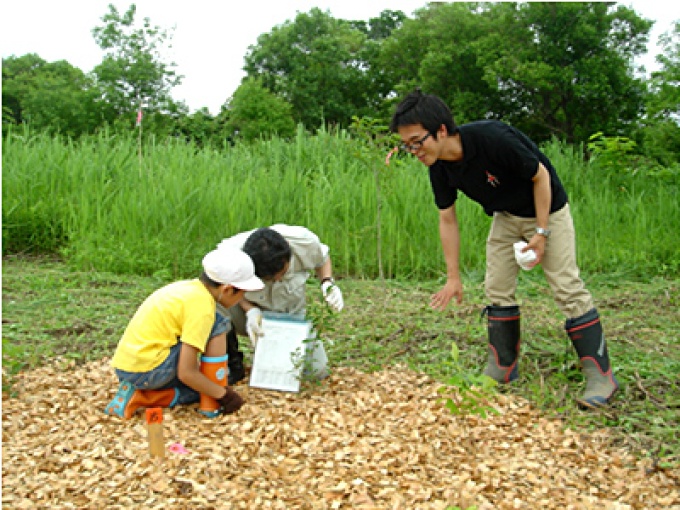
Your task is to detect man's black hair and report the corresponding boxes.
[389,88,458,137]
[243,228,292,279]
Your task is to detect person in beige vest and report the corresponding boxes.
[217,224,343,384]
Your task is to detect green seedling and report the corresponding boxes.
[438,340,500,419]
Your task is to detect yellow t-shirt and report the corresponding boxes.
[111,279,215,372]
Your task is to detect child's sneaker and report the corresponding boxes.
[104,381,136,418]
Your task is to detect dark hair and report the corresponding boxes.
[243,228,292,279]
[389,88,458,137]
[199,271,221,288]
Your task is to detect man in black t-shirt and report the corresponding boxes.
[390,89,618,409]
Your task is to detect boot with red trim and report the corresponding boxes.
[566,308,619,408]
[482,305,521,384]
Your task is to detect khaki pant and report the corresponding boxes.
[485,204,593,319]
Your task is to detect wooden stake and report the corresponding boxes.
[145,407,165,458]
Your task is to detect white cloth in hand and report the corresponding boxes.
[321,281,344,312]
[513,241,537,271]
[245,307,264,350]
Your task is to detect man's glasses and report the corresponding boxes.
[400,132,431,153]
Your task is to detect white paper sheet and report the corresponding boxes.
[249,314,313,392]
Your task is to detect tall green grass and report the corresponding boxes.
[3,127,678,279]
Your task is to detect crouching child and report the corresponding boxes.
[104,247,264,419]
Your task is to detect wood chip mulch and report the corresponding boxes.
[2,358,678,509]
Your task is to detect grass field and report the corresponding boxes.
[2,254,678,469]
[4,129,679,281]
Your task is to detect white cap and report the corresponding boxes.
[202,247,264,291]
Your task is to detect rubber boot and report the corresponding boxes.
[199,354,228,418]
[227,328,246,385]
[482,305,521,383]
[566,308,619,408]
[104,381,179,420]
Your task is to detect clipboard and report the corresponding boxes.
[249,312,327,392]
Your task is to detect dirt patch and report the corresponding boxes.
[2,359,678,509]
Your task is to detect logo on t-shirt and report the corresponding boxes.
[485,170,500,187]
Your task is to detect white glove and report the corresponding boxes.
[321,279,344,312]
[513,241,537,271]
[245,307,264,350]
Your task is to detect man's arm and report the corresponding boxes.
[526,163,552,263]
[431,204,464,310]
[316,255,344,312]
[314,256,333,282]
[238,297,257,313]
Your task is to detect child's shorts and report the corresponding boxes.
[114,312,230,398]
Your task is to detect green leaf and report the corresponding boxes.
[451,341,460,364]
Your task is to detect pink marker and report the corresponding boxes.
[168,442,189,455]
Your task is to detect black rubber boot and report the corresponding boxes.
[566,308,619,408]
[482,305,521,383]
[227,328,246,385]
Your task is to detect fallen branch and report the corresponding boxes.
[383,345,414,364]
[378,326,405,345]
[634,371,667,409]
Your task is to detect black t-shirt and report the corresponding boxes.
[429,120,568,217]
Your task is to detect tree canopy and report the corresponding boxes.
[224,78,296,141]
[643,20,680,165]
[2,54,100,137]
[91,3,183,122]
[243,7,406,128]
[2,1,677,165]
[377,2,652,143]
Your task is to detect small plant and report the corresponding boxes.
[289,335,330,388]
[289,298,335,388]
[349,116,403,280]
[438,341,500,419]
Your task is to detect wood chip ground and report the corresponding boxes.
[2,359,678,509]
